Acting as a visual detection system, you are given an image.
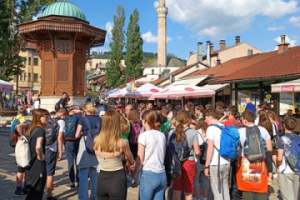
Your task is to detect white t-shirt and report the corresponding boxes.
[238,125,270,157]
[46,119,66,152]
[206,123,230,165]
[138,130,166,173]
[34,100,40,109]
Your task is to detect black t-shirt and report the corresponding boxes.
[29,127,46,158]
[58,98,66,108]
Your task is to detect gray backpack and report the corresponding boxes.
[243,126,267,161]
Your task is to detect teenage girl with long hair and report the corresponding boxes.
[133,110,167,200]
[172,111,201,200]
[24,109,49,200]
[94,110,135,200]
[258,110,274,183]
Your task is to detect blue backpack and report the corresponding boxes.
[213,124,240,159]
[83,117,100,154]
[64,115,78,140]
[284,133,300,171]
[9,117,20,147]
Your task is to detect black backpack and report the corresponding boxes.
[45,117,59,146]
[198,131,207,165]
[54,101,60,111]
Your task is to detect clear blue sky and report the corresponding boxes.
[62,0,300,60]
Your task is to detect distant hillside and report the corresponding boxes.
[90,51,186,65]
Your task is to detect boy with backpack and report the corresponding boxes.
[45,108,68,200]
[204,108,231,200]
[276,116,300,200]
[236,111,272,200]
[64,108,82,189]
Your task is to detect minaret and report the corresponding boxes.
[156,0,168,69]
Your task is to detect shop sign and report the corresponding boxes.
[237,82,259,88]
[237,81,273,89]
[265,94,272,99]
[281,85,294,93]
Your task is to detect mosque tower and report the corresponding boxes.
[156,0,168,68]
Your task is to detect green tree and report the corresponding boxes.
[0,0,55,107]
[106,5,125,87]
[125,9,143,79]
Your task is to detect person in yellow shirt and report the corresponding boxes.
[15,107,26,124]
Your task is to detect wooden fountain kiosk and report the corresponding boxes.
[18,1,106,111]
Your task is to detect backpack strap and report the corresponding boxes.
[83,117,92,132]
[281,133,294,173]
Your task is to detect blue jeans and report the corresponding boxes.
[65,140,79,183]
[139,170,167,200]
[78,167,98,200]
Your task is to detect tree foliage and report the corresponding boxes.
[0,0,55,82]
[125,9,143,79]
[106,5,125,87]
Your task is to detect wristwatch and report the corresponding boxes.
[205,166,209,169]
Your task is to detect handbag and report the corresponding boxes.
[136,133,158,185]
[122,139,132,174]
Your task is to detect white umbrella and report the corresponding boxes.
[151,82,215,99]
[123,83,162,98]
[108,87,128,98]
[0,79,13,92]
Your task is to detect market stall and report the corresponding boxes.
[271,79,300,115]
[0,79,13,92]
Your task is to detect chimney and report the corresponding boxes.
[210,44,214,53]
[206,41,211,67]
[216,59,221,65]
[277,35,290,52]
[219,40,226,50]
[169,74,173,84]
[189,51,193,56]
[197,42,203,62]
[235,36,240,45]
[163,68,170,78]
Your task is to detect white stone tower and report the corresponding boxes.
[156,0,168,68]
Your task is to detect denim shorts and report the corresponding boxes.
[45,149,57,176]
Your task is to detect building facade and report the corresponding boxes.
[10,43,42,95]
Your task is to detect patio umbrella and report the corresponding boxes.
[100,88,121,97]
[0,79,13,92]
[123,83,162,98]
[108,87,128,98]
[151,82,215,99]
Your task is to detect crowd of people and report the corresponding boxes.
[10,93,300,200]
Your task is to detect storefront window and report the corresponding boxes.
[238,90,260,113]
[280,92,295,115]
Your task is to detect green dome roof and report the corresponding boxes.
[43,1,86,21]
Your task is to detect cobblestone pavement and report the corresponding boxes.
[0,127,297,200]
[0,128,138,200]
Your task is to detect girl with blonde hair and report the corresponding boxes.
[94,110,135,200]
[75,103,101,200]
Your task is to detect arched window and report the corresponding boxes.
[151,69,154,75]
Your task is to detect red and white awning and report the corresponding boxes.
[271,79,300,93]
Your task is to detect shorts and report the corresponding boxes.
[194,168,200,189]
[172,160,195,194]
[199,171,210,189]
[45,149,57,176]
[17,166,26,173]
